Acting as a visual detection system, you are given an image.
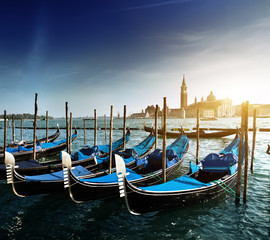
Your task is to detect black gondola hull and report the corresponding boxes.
[68,157,184,202]
[123,172,237,214]
[0,130,146,180]
[144,126,237,138]
[0,130,77,163]
[0,127,60,153]
[11,171,67,196]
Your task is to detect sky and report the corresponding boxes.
[1,0,270,117]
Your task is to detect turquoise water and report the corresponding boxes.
[0,118,269,239]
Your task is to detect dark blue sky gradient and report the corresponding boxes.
[1,0,270,116]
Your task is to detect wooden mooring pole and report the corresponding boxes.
[162,97,167,183]
[84,119,86,144]
[250,109,257,174]
[70,112,72,153]
[20,119,23,140]
[12,114,15,142]
[4,110,7,153]
[65,102,70,154]
[196,109,200,164]
[109,105,113,174]
[94,109,97,146]
[235,102,245,203]
[104,114,107,142]
[123,105,127,149]
[46,111,49,143]
[33,93,38,160]
[243,101,249,203]
[155,104,158,149]
[123,105,126,149]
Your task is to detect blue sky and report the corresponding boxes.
[1,0,270,117]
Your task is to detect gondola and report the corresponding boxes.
[200,117,218,121]
[0,126,60,153]
[3,131,155,196]
[0,129,131,179]
[116,132,244,215]
[0,129,77,163]
[62,133,189,203]
[144,125,237,138]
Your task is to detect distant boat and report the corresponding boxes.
[257,116,270,118]
[144,125,237,138]
[200,117,218,121]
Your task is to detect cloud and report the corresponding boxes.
[115,0,191,12]
[51,71,80,79]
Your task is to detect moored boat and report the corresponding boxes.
[62,133,189,203]
[115,132,244,215]
[2,131,155,196]
[0,129,131,180]
[0,129,77,163]
[0,126,60,153]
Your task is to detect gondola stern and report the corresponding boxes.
[4,152,15,184]
[61,151,84,204]
[115,154,126,198]
[115,154,141,215]
[4,152,25,197]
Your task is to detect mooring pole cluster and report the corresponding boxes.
[235,101,256,204]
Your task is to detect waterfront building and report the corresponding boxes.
[234,104,270,117]
[169,75,233,118]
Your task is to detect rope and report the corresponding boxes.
[187,150,199,162]
[48,164,62,171]
[100,169,114,175]
[211,179,240,199]
[145,171,163,183]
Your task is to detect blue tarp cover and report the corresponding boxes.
[0,159,42,169]
[6,147,19,153]
[25,165,91,182]
[41,133,76,149]
[140,175,211,192]
[188,136,242,174]
[132,135,155,156]
[95,156,109,164]
[71,145,100,161]
[98,133,130,153]
[6,133,77,153]
[189,161,199,174]
[79,167,143,183]
[114,148,138,159]
[137,135,189,170]
[199,152,238,172]
[219,137,244,156]
[166,135,189,159]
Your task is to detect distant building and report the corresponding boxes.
[129,109,146,119]
[169,75,187,118]
[234,104,270,117]
[181,74,188,109]
[168,75,233,118]
[185,91,233,118]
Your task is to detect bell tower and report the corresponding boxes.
[181,74,187,109]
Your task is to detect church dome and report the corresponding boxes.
[207,91,216,101]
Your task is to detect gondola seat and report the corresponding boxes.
[199,153,238,174]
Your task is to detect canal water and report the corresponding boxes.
[0,117,269,239]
